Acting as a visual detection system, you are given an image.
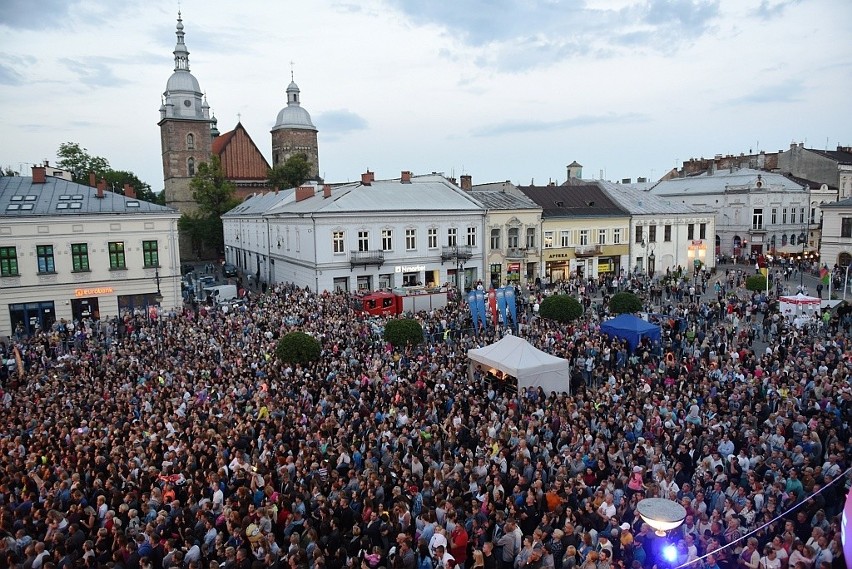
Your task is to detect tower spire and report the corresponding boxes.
[173,11,190,72]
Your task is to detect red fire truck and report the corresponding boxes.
[351,289,448,316]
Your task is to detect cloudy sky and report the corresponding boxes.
[1,0,850,191]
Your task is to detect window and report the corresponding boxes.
[664,225,672,242]
[752,209,763,230]
[381,229,393,252]
[406,229,416,251]
[187,157,195,177]
[613,229,621,244]
[508,228,520,248]
[560,230,570,248]
[648,225,657,243]
[108,242,126,269]
[782,208,788,224]
[635,225,644,243]
[799,207,805,224]
[771,208,777,225]
[357,231,369,252]
[467,227,477,247]
[579,230,589,246]
[142,240,159,268]
[810,207,816,224]
[447,228,457,247]
[526,228,535,248]
[72,243,89,271]
[598,229,606,245]
[543,231,554,249]
[0,247,18,276]
[687,224,695,240]
[332,231,344,253]
[842,218,852,238]
[186,133,195,150]
[37,245,55,273]
[700,223,707,240]
[490,229,501,250]
[427,228,437,249]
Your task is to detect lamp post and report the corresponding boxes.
[154,269,163,305]
[799,231,807,291]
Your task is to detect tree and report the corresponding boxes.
[745,274,767,292]
[539,295,583,323]
[181,156,239,256]
[268,153,313,190]
[275,332,321,365]
[383,318,424,348]
[56,142,164,204]
[1,166,18,177]
[609,292,643,314]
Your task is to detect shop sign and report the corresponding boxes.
[75,287,114,297]
[395,265,425,273]
[546,252,570,260]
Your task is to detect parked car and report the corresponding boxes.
[223,263,238,278]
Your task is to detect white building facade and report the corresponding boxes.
[598,181,716,275]
[819,197,852,270]
[649,168,813,260]
[0,167,181,336]
[223,172,486,293]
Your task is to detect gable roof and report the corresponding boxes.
[468,189,541,210]
[649,168,806,197]
[516,183,628,218]
[213,122,271,180]
[805,148,852,165]
[596,180,713,215]
[0,176,177,217]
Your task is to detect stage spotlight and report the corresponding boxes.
[662,544,678,563]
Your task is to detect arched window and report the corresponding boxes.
[839,252,852,268]
[187,157,195,177]
[781,234,788,246]
[186,133,195,150]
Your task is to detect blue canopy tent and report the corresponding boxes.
[599,314,661,351]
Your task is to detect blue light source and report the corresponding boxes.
[662,544,678,563]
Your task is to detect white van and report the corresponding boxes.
[202,284,238,305]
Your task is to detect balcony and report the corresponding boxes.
[749,225,767,234]
[574,244,602,257]
[350,250,384,270]
[441,245,473,262]
[505,247,528,259]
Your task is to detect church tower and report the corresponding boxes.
[271,76,320,180]
[158,12,214,215]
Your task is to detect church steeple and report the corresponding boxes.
[173,11,190,72]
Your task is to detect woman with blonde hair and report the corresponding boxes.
[471,549,485,569]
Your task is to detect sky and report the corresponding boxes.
[1,0,851,193]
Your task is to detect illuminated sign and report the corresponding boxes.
[395,265,426,273]
[75,287,114,297]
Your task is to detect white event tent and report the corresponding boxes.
[778,293,821,324]
[468,335,571,394]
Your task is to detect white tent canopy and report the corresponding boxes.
[468,335,571,394]
[779,292,821,324]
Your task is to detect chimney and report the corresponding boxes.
[44,160,49,167]
[31,165,46,184]
[89,171,96,187]
[448,177,457,186]
[622,178,631,184]
[401,170,412,183]
[637,177,647,183]
[323,184,332,198]
[295,184,315,202]
[460,174,472,191]
[708,162,716,176]
[124,183,136,199]
[97,178,107,199]
[361,170,374,186]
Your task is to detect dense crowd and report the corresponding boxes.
[0,268,849,569]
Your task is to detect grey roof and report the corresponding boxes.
[0,176,177,217]
[272,81,316,131]
[468,189,541,210]
[820,196,852,209]
[517,184,628,218]
[228,175,484,217]
[649,168,806,196]
[597,180,713,215]
[806,148,852,165]
[222,189,294,217]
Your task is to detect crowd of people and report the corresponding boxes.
[0,267,849,569]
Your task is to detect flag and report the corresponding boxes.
[820,267,830,286]
[467,290,478,329]
[13,346,24,379]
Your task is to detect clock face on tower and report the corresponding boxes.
[184,100,192,107]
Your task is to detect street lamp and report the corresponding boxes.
[636,498,687,537]
[799,231,807,291]
[154,269,163,305]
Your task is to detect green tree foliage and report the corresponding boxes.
[56,142,163,204]
[268,153,313,190]
[275,332,321,365]
[538,295,583,323]
[745,274,767,292]
[608,292,643,314]
[181,156,240,255]
[383,318,424,348]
